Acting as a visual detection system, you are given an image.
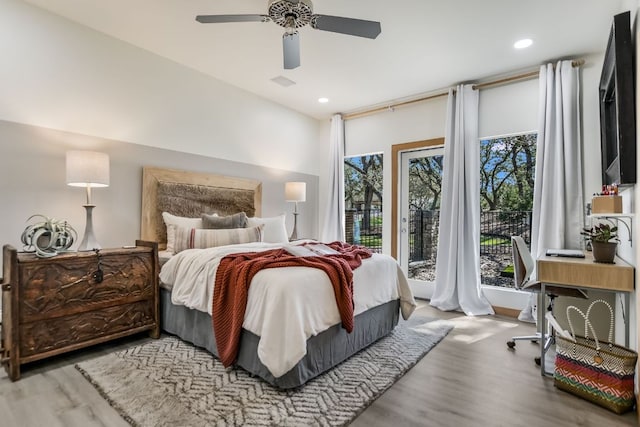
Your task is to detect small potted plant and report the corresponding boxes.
[581,223,618,263]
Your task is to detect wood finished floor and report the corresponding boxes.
[0,301,636,427]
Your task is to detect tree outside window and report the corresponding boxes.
[480,133,535,212]
[480,133,536,287]
[405,133,536,286]
[342,134,535,285]
[344,154,383,252]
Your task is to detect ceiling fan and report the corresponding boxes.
[196,0,382,70]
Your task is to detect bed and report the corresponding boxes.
[141,166,416,389]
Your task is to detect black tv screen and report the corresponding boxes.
[599,11,636,186]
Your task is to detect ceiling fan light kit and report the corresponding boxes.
[196,0,381,70]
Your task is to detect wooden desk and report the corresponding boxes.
[538,251,634,292]
[536,251,634,376]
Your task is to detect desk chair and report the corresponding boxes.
[506,236,587,364]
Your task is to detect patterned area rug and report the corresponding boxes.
[76,317,452,426]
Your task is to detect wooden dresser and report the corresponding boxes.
[1,240,159,381]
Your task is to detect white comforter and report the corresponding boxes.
[159,241,416,378]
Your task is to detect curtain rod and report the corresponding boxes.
[343,59,585,121]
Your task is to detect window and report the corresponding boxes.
[344,154,383,252]
[479,133,536,287]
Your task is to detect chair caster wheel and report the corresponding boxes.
[507,341,516,349]
[534,357,541,366]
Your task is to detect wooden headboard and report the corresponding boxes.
[140,167,262,249]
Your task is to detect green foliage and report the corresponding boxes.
[344,154,383,210]
[581,223,618,243]
[500,185,534,211]
[367,216,383,227]
[359,234,382,249]
[408,156,443,210]
[480,133,536,212]
[480,235,511,245]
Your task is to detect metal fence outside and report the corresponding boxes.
[345,209,383,253]
[408,210,532,260]
[479,211,532,255]
[345,209,532,259]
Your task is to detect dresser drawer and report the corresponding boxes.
[19,300,155,358]
[2,242,159,381]
[19,250,154,323]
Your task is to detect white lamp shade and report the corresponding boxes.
[285,182,306,202]
[66,151,110,187]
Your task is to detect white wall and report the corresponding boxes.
[0,0,324,271]
[0,120,319,273]
[343,60,606,257]
[341,49,633,336]
[629,0,640,361]
[0,0,322,175]
[479,78,538,138]
[344,98,448,254]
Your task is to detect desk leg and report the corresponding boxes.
[624,292,630,348]
[539,284,546,377]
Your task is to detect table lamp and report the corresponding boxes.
[285,181,306,240]
[66,150,110,251]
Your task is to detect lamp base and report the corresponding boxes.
[77,205,101,251]
[289,212,299,241]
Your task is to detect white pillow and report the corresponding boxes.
[247,214,289,243]
[173,226,263,253]
[162,212,215,254]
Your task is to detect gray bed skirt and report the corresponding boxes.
[160,289,400,389]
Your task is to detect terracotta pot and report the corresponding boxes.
[591,241,617,263]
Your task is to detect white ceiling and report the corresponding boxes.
[24,0,627,120]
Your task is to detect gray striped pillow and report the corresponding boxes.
[174,225,263,253]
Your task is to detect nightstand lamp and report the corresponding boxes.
[66,150,110,251]
[285,181,306,240]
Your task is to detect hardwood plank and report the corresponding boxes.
[351,302,636,426]
[0,303,635,426]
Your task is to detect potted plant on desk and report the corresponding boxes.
[581,223,618,263]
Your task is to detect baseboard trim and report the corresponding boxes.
[493,306,520,319]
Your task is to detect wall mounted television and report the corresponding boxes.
[599,10,636,186]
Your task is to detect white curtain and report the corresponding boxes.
[321,114,346,242]
[520,60,583,322]
[430,85,494,316]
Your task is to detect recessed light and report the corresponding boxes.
[514,38,533,49]
[318,97,329,103]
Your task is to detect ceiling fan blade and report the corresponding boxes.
[283,32,300,70]
[196,14,269,24]
[312,15,381,39]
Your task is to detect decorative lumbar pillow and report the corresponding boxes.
[173,225,263,253]
[202,212,248,229]
[247,214,288,243]
[162,212,205,254]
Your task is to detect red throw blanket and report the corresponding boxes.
[212,241,372,368]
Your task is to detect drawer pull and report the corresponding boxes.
[92,248,104,284]
[92,269,103,283]
[1,283,10,291]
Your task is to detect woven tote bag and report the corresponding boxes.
[554,299,637,414]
